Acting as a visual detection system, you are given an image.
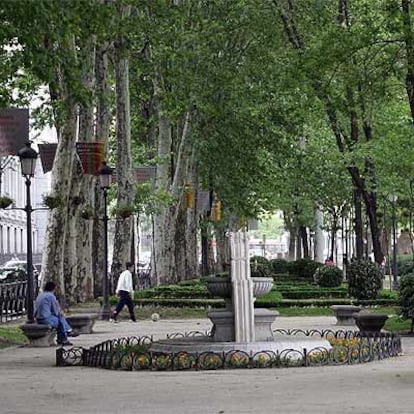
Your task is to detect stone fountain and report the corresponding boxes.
[150,230,331,355]
[206,231,277,342]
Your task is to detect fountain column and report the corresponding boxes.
[229,231,255,342]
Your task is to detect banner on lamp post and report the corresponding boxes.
[134,166,156,183]
[247,219,259,230]
[75,141,106,175]
[38,143,58,173]
[0,108,29,156]
[197,190,211,213]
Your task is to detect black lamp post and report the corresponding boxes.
[17,142,38,324]
[98,161,113,320]
[389,194,398,290]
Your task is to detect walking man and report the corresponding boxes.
[110,261,136,322]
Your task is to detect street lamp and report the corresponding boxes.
[388,194,398,290]
[17,142,38,324]
[98,161,113,320]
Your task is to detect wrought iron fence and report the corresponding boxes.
[0,281,27,323]
[56,329,402,371]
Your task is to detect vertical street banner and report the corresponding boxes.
[38,143,58,173]
[75,142,106,175]
[0,108,29,156]
[134,166,156,183]
[197,190,211,212]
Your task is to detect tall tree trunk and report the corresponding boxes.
[93,42,112,297]
[314,206,325,263]
[41,100,77,295]
[63,160,82,305]
[152,101,175,285]
[41,38,78,294]
[110,5,134,287]
[174,163,199,280]
[353,188,364,259]
[173,122,198,281]
[299,225,309,258]
[283,213,296,260]
[184,184,199,279]
[63,36,96,303]
[215,228,229,272]
[76,36,96,301]
[152,102,195,284]
[329,212,338,260]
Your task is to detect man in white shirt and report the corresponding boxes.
[110,262,136,322]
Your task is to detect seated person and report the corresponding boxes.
[34,281,79,346]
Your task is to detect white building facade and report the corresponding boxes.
[0,156,49,265]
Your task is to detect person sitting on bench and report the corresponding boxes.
[34,281,79,346]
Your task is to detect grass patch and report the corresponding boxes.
[365,306,399,316]
[272,305,400,317]
[115,306,209,320]
[115,305,402,320]
[274,307,333,317]
[0,326,28,349]
[384,316,414,333]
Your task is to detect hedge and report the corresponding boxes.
[112,297,398,309]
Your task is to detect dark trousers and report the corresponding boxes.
[37,315,71,343]
[112,291,136,321]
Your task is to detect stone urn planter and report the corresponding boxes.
[353,312,389,333]
[330,305,361,326]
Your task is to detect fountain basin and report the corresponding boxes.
[205,275,273,298]
[208,308,279,342]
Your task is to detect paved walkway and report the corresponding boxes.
[1,315,413,414]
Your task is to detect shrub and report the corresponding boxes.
[269,258,290,274]
[0,196,13,209]
[289,258,322,279]
[250,256,269,266]
[397,255,414,277]
[42,194,63,209]
[250,256,271,278]
[399,273,414,333]
[347,260,383,300]
[313,265,343,288]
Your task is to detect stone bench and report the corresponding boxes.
[330,305,361,326]
[353,312,389,334]
[20,323,56,347]
[66,313,98,334]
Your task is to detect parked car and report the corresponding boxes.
[0,260,39,284]
[0,266,26,283]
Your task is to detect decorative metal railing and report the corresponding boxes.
[0,281,27,323]
[56,329,402,371]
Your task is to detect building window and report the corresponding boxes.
[6,227,10,254]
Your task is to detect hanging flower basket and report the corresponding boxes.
[72,196,84,206]
[0,196,13,209]
[43,194,63,209]
[80,207,94,220]
[115,205,135,219]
